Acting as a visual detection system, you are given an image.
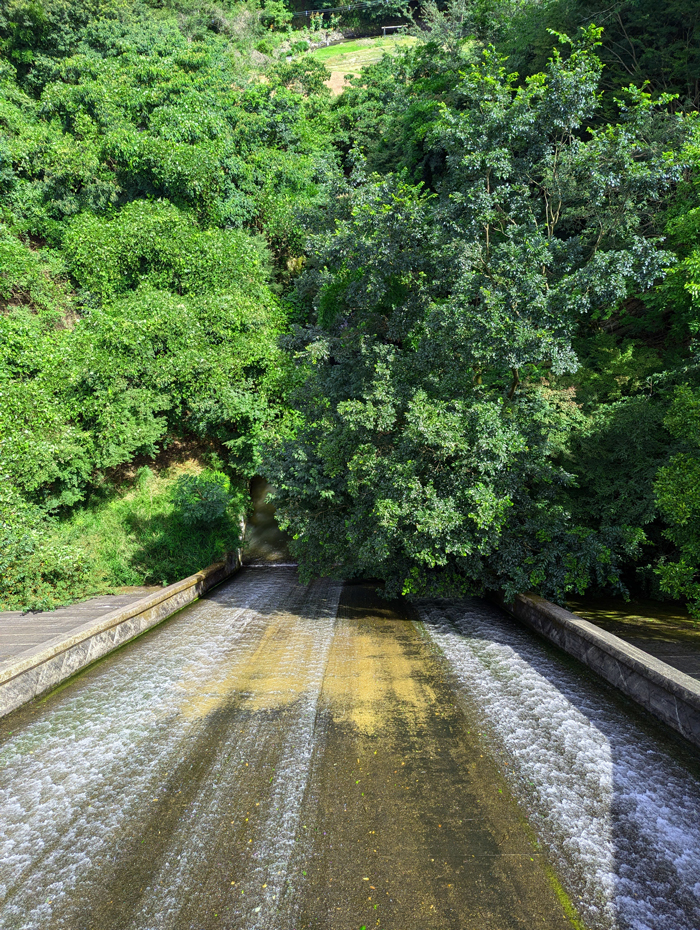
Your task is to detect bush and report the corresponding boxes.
[655,386,700,615]
[0,464,247,609]
[73,464,246,588]
[259,0,293,31]
[63,201,270,301]
[171,469,232,525]
[0,485,95,611]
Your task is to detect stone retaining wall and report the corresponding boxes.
[0,551,241,720]
[497,592,700,751]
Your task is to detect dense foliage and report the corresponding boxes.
[266,7,700,611]
[2,0,700,614]
[0,0,335,607]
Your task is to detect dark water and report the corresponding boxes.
[1,569,699,930]
[243,478,292,564]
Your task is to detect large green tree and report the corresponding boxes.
[266,30,688,602]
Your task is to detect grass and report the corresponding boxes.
[0,461,245,612]
[308,35,416,65]
[307,35,418,92]
[68,463,242,588]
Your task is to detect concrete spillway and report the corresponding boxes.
[0,568,699,930]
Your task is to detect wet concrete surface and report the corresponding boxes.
[276,583,573,929]
[243,478,292,565]
[1,568,699,930]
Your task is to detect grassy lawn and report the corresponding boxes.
[307,35,417,92]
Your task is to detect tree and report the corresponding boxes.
[265,31,686,602]
[655,385,700,614]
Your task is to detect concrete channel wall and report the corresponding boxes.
[498,592,700,751]
[0,551,241,721]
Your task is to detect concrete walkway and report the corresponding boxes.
[0,588,159,667]
[632,639,700,680]
[568,598,700,681]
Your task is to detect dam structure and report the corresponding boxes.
[1,560,700,930]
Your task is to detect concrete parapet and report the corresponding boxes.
[497,592,700,751]
[0,551,242,720]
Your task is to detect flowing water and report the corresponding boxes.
[0,569,699,930]
[418,598,700,930]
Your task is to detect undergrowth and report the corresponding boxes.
[0,462,245,612]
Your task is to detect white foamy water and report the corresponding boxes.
[419,598,700,930]
[2,572,700,930]
[0,569,340,930]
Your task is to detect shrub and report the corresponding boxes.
[63,201,270,301]
[171,469,232,525]
[655,386,700,615]
[0,485,95,611]
[259,0,293,32]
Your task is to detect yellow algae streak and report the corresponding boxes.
[320,596,436,735]
[177,609,328,720]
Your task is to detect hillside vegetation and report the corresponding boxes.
[0,0,332,607]
[2,0,700,615]
[309,35,417,93]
